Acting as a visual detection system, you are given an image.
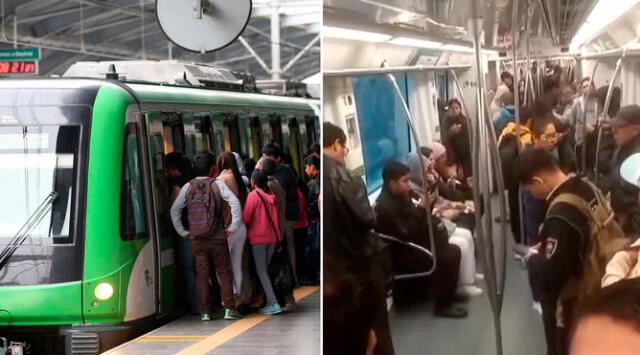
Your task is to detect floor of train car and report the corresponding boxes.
[389,196,546,355]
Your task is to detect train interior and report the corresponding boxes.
[323,0,640,353]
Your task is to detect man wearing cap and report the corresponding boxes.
[599,105,640,237]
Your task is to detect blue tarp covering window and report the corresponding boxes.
[352,74,411,193]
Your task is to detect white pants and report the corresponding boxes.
[227,222,247,296]
[448,227,476,286]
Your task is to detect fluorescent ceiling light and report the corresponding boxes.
[390,37,443,49]
[571,0,640,50]
[322,26,391,42]
[442,44,475,53]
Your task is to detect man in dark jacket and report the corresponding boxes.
[323,122,394,355]
[304,154,320,284]
[518,148,604,355]
[598,105,640,236]
[375,161,467,318]
[259,143,300,279]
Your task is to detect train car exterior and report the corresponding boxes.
[0,79,318,354]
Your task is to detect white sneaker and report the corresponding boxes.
[475,273,485,281]
[532,302,542,316]
[458,285,484,297]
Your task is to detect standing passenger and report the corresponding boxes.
[323,122,395,355]
[258,143,300,281]
[304,155,321,285]
[170,152,243,321]
[216,152,250,307]
[243,170,283,315]
[517,148,628,355]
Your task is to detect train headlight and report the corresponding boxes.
[94,282,114,300]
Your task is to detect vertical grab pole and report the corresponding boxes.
[386,72,438,276]
[594,56,624,179]
[469,10,504,355]
[581,61,599,175]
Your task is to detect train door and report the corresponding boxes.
[210,112,225,156]
[249,116,264,159]
[222,114,241,153]
[119,116,158,321]
[144,112,177,314]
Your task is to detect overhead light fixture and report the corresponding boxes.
[389,37,443,49]
[442,44,475,53]
[322,26,392,43]
[570,0,640,50]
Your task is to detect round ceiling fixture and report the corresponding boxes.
[156,0,252,53]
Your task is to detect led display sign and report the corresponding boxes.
[0,60,37,74]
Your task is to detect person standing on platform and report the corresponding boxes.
[170,152,243,321]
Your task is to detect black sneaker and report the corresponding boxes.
[434,304,468,318]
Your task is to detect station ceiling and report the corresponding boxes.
[0,0,320,80]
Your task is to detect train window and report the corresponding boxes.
[193,114,212,153]
[223,114,241,153]
[352,74,411,192]
[269,116,283,147]
[161,112,185,154]
[0,124,80,243]
[288,117,303,175]
[210,113,225,155]
[120,122,148,241]
[250,116,263,158]
[305,116,317,144]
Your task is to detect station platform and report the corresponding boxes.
[104,286,319,355]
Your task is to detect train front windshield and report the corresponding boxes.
[0,103,90,286]
[0,125,79,243]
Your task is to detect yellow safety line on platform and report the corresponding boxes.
[176,286,319,354]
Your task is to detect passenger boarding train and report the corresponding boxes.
[323,0,640,354]
[0,61,319,354]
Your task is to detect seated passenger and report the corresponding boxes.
[444,98,472,178]
[170,151,243,321]
[426,142,472,201]
[243,170,283,315]
[602,153,640,287]
[570,278,640,355]
[375,161,467,318]
[517,148,628,355]
[407,152,483,298]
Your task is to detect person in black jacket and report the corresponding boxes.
[323,122,394,355]
[259,143,300,280]
[303,154,320,284]
[375,161,467,318]
[598,105,640,237]
[518,148,599,355]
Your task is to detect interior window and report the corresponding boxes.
[120,122,147,241]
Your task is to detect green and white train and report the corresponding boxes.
[0,63,319,354]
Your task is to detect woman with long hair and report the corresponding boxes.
[216,151,250,306]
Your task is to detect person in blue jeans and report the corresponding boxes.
[304,155,320,284]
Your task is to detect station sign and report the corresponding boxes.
[0,48,40,75]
